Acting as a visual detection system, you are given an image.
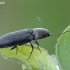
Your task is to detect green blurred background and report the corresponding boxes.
[0,0,70,70]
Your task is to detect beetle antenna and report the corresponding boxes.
[49,30,70,37]
[37,17,70,37]
[55,31,70,37]
[37,17,46,28]
[37,17,54,37]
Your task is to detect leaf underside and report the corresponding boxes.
[0,43,56,70]
[56,26,70,70]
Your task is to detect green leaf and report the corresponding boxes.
[56,26,70,70]
[0,44,56,70]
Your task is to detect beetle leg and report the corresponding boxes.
[10,45,17,50]
[35,40,41,53]
[31,33,41,53]
[27,42,34,60]
[16,47,18,54]
[30,35,41,53]
[10,45,18,54]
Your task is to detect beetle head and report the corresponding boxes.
[32,28,52,39]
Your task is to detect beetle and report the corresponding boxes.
[0,27,52,60]
[0,17,69,60]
